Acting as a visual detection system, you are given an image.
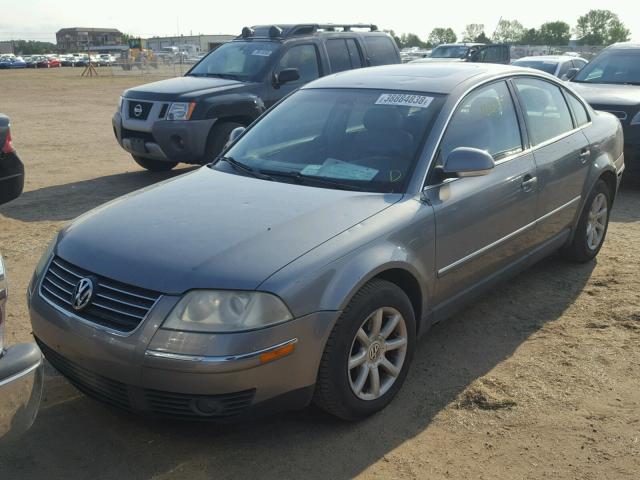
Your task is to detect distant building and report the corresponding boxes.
[145,34,234,53]
[56,28,123,52]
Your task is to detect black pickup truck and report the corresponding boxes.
[113,23,401,171]
[0,114,24,205]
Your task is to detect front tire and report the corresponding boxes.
[561,179,611,262]
[204,121,244,164]
[132,155,178,172]
[314,279,416,420]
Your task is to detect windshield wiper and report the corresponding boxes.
[259,169,367,192]
[219,157,273,180]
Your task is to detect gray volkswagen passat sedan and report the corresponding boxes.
[29,64,624,421]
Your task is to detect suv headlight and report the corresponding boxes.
[118,96,124,112]
[631,110,640,126]
[162,290,292,333]
[0,255,7,353]
[166,102,196,121]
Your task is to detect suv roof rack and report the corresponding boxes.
[238,24,379,40]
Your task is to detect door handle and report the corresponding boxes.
[521,175,538,192]
[579,148,591,163]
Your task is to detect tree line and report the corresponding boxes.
[386,9,631,49]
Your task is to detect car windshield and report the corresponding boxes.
[430,45,469,59]
[216,88,445,193]
[513,59,558,74]
[187,41,280,80]
[573,50,640,85]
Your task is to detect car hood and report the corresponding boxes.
[56,168,401,294]
[570,82,640,108]
[123,76,248,101]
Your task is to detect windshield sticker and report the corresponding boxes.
[375,93,434,109]
[251,50,273,56]
[303,158,379,181]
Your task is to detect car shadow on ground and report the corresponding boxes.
[0,256,595,479]
[0,166,198,222]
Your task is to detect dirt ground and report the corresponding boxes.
[0,68,638,479]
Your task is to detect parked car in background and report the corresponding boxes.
[0,114,41,444]
[98,54,115,66]
[34,63,623,421]
[570,42,640,177]
[33,56,61,68]
[59,55,77,67]
[410,43,510,65]
[113,23,402,171]
[512,55,588,79]
[0,56,26,69]
[25,57,39,68]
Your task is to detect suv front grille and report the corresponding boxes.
[40,256,161,333]
[127,100,153,120]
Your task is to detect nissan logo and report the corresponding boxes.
[133,103,143,117]
[72,277,94,311]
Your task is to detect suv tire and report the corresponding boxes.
[132,155,178,172]
[204,121,244,164]
[314,279,416,420]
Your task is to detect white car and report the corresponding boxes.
[511,55,588,80]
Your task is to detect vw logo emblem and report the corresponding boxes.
[368,342,381,361]
[72,277,94,311]
[133,103,143,117]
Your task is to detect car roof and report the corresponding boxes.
[303,63,541,95]
[513,55,578,62]
[607,42,640,50]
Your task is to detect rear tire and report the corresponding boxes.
[313,279,416,420]
[203,121,244,164]
[132,155,178,172]
[561,179,611,263]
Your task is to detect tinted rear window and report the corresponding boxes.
[363,36,398,66]
[326,39,353,73]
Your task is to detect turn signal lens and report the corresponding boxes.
[259,341,296,364]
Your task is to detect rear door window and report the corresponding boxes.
[326,39,352,73]
[514,78,575,146]
[346,39,363,68]
[564,92,590,127]
[363,36,398,66]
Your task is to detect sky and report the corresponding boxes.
[0,0,638,43]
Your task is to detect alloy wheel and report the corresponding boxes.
[586,192,608,251]
[348,307,408,401]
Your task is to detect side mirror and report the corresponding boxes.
[274,68,300,86]
[565,68,580,80]
[442,147,495,178]
[225,126,246,149]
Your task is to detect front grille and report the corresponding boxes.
[127,100,153,120]
[121,127,155,143]
[144,388,256,419]
[40,256,161,333]
[36,337,132,411]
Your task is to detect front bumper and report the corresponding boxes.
[29,288,338,419]
[112,111,215,165]
[0,343,44,444]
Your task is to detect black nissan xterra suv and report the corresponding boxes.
[113,24,401,171]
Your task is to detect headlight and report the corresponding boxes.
[29,235,57,297]
[0,255,7,353]
[631,111,640,126]
[162,290,292,333]
[118,96,124,112]
[166,102,196,121]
